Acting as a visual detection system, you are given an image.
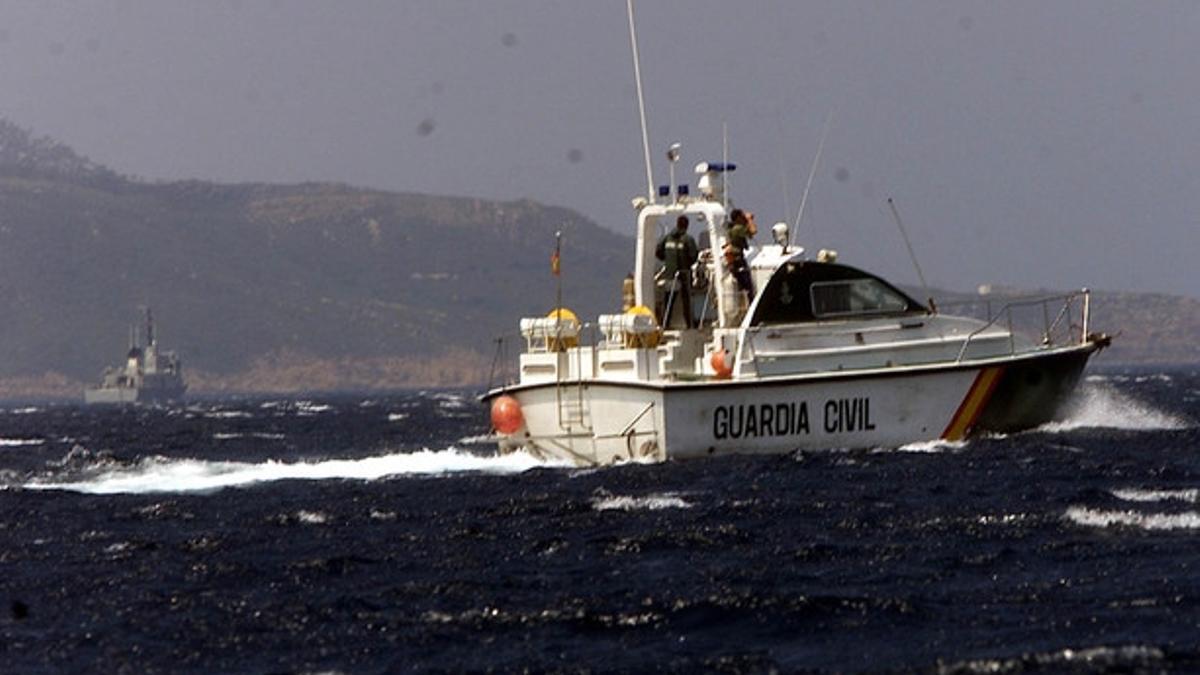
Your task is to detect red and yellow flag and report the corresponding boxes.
[550,250,560,276]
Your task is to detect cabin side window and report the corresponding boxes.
[810,279,911,318]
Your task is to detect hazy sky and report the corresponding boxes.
[2,1,1198,297]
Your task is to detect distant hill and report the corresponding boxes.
[0,119,630,396]
[0,119,1194,398]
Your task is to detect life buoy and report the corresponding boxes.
[490,395,524,435]
[710,350,733,379]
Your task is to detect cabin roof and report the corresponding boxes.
[748,261,927,326]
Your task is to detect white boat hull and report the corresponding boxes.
[488,345,1096,466]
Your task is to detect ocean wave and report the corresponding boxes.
[1064,506,1200,531]
[295,510,328,525]
[212,432,287,441]
[592,492,693,512]
[204,410,254,419]
[1039,382,1189,432]
[1111,488,1199,503]
[23,449,568,495]
[295,401,332,414]
[936,643,1164,673]
[882,439,968,454]
[0,438,45,447]
[456,434,495,445]
[431,392,469,408]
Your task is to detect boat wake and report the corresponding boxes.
[24,448,570,495]
[1039,381,1189,432]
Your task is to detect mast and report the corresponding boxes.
[792,112,833,243]
[627,0,655,204]
[145,307,156,346]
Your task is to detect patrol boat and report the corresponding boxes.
[481,5,1109,466]
[483,149,1110,465]
[84,308,186,405]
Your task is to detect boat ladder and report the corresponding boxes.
[557,384,590,431]
[555,346,591,431]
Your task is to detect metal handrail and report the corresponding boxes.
[487,330,526,389]
[954,289,1090,362]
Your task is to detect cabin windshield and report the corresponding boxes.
[811,278,911,318]
[748,261,926,326]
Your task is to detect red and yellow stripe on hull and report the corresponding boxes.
[941,366,1004,441]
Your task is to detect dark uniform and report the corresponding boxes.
[726,209,756,301]
[655,220,699,328]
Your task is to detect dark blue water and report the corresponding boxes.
[2,369,1200,673]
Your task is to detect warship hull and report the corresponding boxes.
[83,382,187,405]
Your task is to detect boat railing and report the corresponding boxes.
[728,289,1093,377]
[951,289,1092,362]
[488,320,608,389]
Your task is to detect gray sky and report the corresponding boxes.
[3,1,1198,297]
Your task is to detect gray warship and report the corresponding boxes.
[84,308,186,405]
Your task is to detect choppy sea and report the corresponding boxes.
[2,366,1200,673]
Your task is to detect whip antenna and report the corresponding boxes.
[627,0,655,204]
[886,197,934,310]
[791,112,833,244]
[776,110,791,225]
[722,120,730,213]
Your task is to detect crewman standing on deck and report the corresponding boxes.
[655,215,698,328]
[725,208,757,305]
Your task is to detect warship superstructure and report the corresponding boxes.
[84,308,186,405]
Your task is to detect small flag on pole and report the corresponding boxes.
[551,234,561,276]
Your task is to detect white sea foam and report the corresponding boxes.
[296,510,329,525]
[212,432,286,441]
[205,410,254,419]
[24,449,568,495]
[456,434,495,445]
[939,644,1163,673]
[1039,382,1188,432]
[296,401,331,412]
[885,439,968,454]
[4,406,42,415]
[432,392,469,409]
[0,438,45,447]
[387,413,409,422]
[592,492,693,512]
[1111,488,1200,503]
[1064,506,1200,531]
